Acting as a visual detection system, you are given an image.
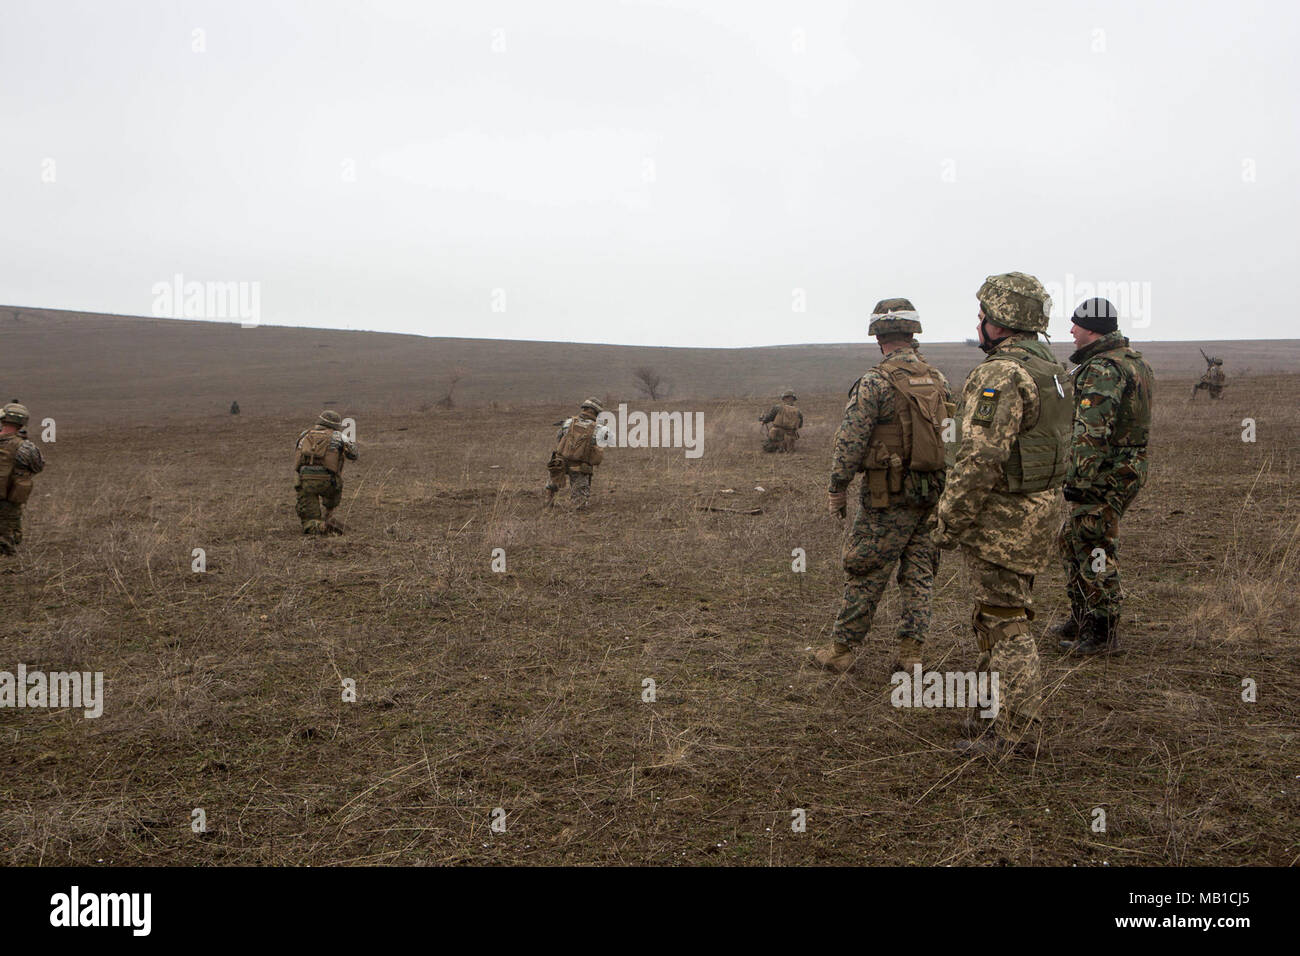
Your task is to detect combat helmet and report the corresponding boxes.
[318,409,343,428]
[868,297,922,336]
[780,389,796,400]
[1,401,30,427]
[580,397,603,414]
[977,273,1052,333]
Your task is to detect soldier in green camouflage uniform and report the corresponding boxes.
[0,403,46,555]
[1049,298,1153,655]
[294,410,358,535]
[933,274,1073,756]
[811,299,953,675]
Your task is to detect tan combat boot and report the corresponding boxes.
[890,636,923,675]
[811,642,855,673]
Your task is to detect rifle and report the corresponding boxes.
[1200,348,1213,368]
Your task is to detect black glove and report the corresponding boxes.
[1063,485,1102,504]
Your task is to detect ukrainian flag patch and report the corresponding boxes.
[972,387,999,426]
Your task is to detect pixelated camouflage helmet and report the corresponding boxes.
[580,397,603,414]
[1,402,30,426]
[318,409,343,428]
[867,297,922,336]
[977,272,1052,333]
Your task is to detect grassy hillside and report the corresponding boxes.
[3,305,1294,425]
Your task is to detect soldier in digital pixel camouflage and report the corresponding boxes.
[0,402,46,555]
[293,410,357,535]
[1049,297,1154,656]
[810,299,953,676]
[933,273,1073,756]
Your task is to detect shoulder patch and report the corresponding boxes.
[971,388,999,427]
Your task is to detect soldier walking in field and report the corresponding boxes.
[759,390,803,452]
[811,299,953,675]
[293,410,357,535]
[545,398,610,511]
[0,402,46,555]
[1191,350,1226,400]
[1049,298,1154,655]
[933,274,1073,756]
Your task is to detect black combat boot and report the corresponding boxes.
[1048,607,1085,648]
[1066,615,1121,656]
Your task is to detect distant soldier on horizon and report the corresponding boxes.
[0,402,46,555]
[230,400,240,415]
[293,410,357,534]
[759,390,803,452]
[545,398,610,511]
[1192,350,1226,399]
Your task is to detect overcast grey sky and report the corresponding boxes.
[2,0,1296,346]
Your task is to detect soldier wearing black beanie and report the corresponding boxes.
[1071,297,1119,335]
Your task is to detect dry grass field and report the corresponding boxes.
[1,310,1297,866]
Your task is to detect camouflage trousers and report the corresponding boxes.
[295,471,341,534]
[961,549,1043,737]
[1058,498,1131,619]
[831,502,938,646]
[0,500,23,554]
[762,427,797,453]
[546,466,592,509]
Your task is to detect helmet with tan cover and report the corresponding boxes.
[318,409,343,428]
[1,401,30,427]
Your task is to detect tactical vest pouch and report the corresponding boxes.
[863,441,894,508]
[0,439,16,488]
[6,472,32,504]
[773,405,800,431]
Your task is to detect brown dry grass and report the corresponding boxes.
[0,361,1297,865]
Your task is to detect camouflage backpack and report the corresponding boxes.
[0,435,32,503]
[772,404,800,431]
[557,418,600,465]
[296,427,341,473]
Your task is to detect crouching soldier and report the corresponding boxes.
[0,402,45,555]
[760,390,803,452]
[294,410,357,534]
[545,398,610,511]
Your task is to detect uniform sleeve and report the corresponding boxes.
[829,376,884,492]
[796,410,804,428]
[936,362,1025,535]
[1066,360,1123,490]
[343,440,358,461]
[759,406,776,424]
[16,441,44,473]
